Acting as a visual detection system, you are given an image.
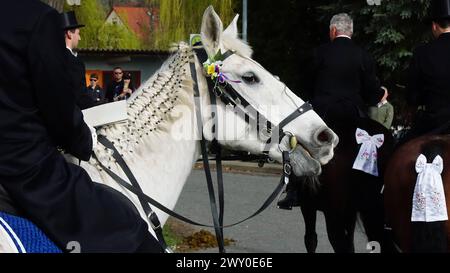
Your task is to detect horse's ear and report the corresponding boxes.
[223,14,240,39]
[201,6,224,58]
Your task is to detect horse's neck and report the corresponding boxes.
[82,44,205,226]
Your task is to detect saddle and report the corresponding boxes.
[0,184,22,216]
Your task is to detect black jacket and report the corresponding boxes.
[0,0,160,253]
[0,1,92,169]
[407,32,450,126]
[309,37,384,124]
[85,85,106,106]
[65,49,96,110]
[106,80,134,102]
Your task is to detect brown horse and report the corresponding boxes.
[384,134,450,252]
[295,118,395,253]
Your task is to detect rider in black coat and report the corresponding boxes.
[0,0,162,252]
[309,15,386,127]
[278,13,386,210]
[62,11,96,110]
[403,0,450,141]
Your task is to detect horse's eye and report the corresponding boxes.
[242,72,259,84]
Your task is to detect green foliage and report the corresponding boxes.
[246,1,433,126]
[64,0,143,49]
[98,23,143,49]
[316,0,433,124]
[65,0,237,50]
[64,0,105,49]
[317,0,432,83]
[163,224,183,249]
[148,0,237,50]
[246,0,329,99]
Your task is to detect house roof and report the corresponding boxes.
[108,6,152,40]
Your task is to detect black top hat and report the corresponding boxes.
[61,11,85,30]
[431,0,450,20]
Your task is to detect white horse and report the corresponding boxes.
[0,6,338,252]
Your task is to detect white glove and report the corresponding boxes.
[88,124,98,150]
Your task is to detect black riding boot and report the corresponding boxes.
[277,180,301,210]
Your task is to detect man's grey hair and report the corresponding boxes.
[330,13,353,36]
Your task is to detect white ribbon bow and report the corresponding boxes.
[352,128,384,177]
[411,154,448,222]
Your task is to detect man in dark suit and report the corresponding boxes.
[310,13,387,127]
[403,0,450,141]
[86,73,106,106]
[278,13,387,210]
[0,1,162,252]
[62,11,96,110]
[106,67,125,102]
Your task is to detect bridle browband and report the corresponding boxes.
[93,44,313,253]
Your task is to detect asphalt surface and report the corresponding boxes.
[172,169,370,253]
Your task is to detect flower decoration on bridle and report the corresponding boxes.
[203,50,241,85]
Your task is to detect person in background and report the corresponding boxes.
[0,1,163,252]
[401,0,450,143]
[278,13,387,210]
[85,73,105,106]
[114,72,134,101]
[105,67,123,102]
[62,11,95,110]
[368,86,394,129]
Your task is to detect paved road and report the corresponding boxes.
[172,170,370,253]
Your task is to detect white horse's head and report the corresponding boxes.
[197,7,339,176]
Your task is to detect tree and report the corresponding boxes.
[65,0,105,49]
[146,0,237,50]
[98,22,143,49]
[246,0,433,126]
[64,0,142,49]
[317,0,432,83]
[316,0,432,124]
[246,0,330,99]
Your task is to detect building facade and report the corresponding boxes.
[79,48,170,90]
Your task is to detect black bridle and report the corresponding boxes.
[93,45,313,253]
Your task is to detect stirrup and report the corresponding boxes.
[276,195,294,210]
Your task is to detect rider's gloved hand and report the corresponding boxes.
[87,124,98,151]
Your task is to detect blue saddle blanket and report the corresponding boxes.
[0,212,62,253]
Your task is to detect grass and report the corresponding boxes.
[162,224,184,249]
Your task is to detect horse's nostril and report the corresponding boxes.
[317,129,331,143]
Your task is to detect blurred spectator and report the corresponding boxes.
[115,72,134,101]
[368,87,394,129]
[106,67,123,102]
[106,67,134,102]
[85,73,105,106]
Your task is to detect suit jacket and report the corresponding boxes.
[0,1,157,253]
[65,49,96,110]
[0,1,92,171]
[309,37,384,123]
[407,32,450,124]
[85,85,106,106]
[106,80,134,102]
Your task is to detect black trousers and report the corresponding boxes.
[312,98,363,130]
[0,149,163,253]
